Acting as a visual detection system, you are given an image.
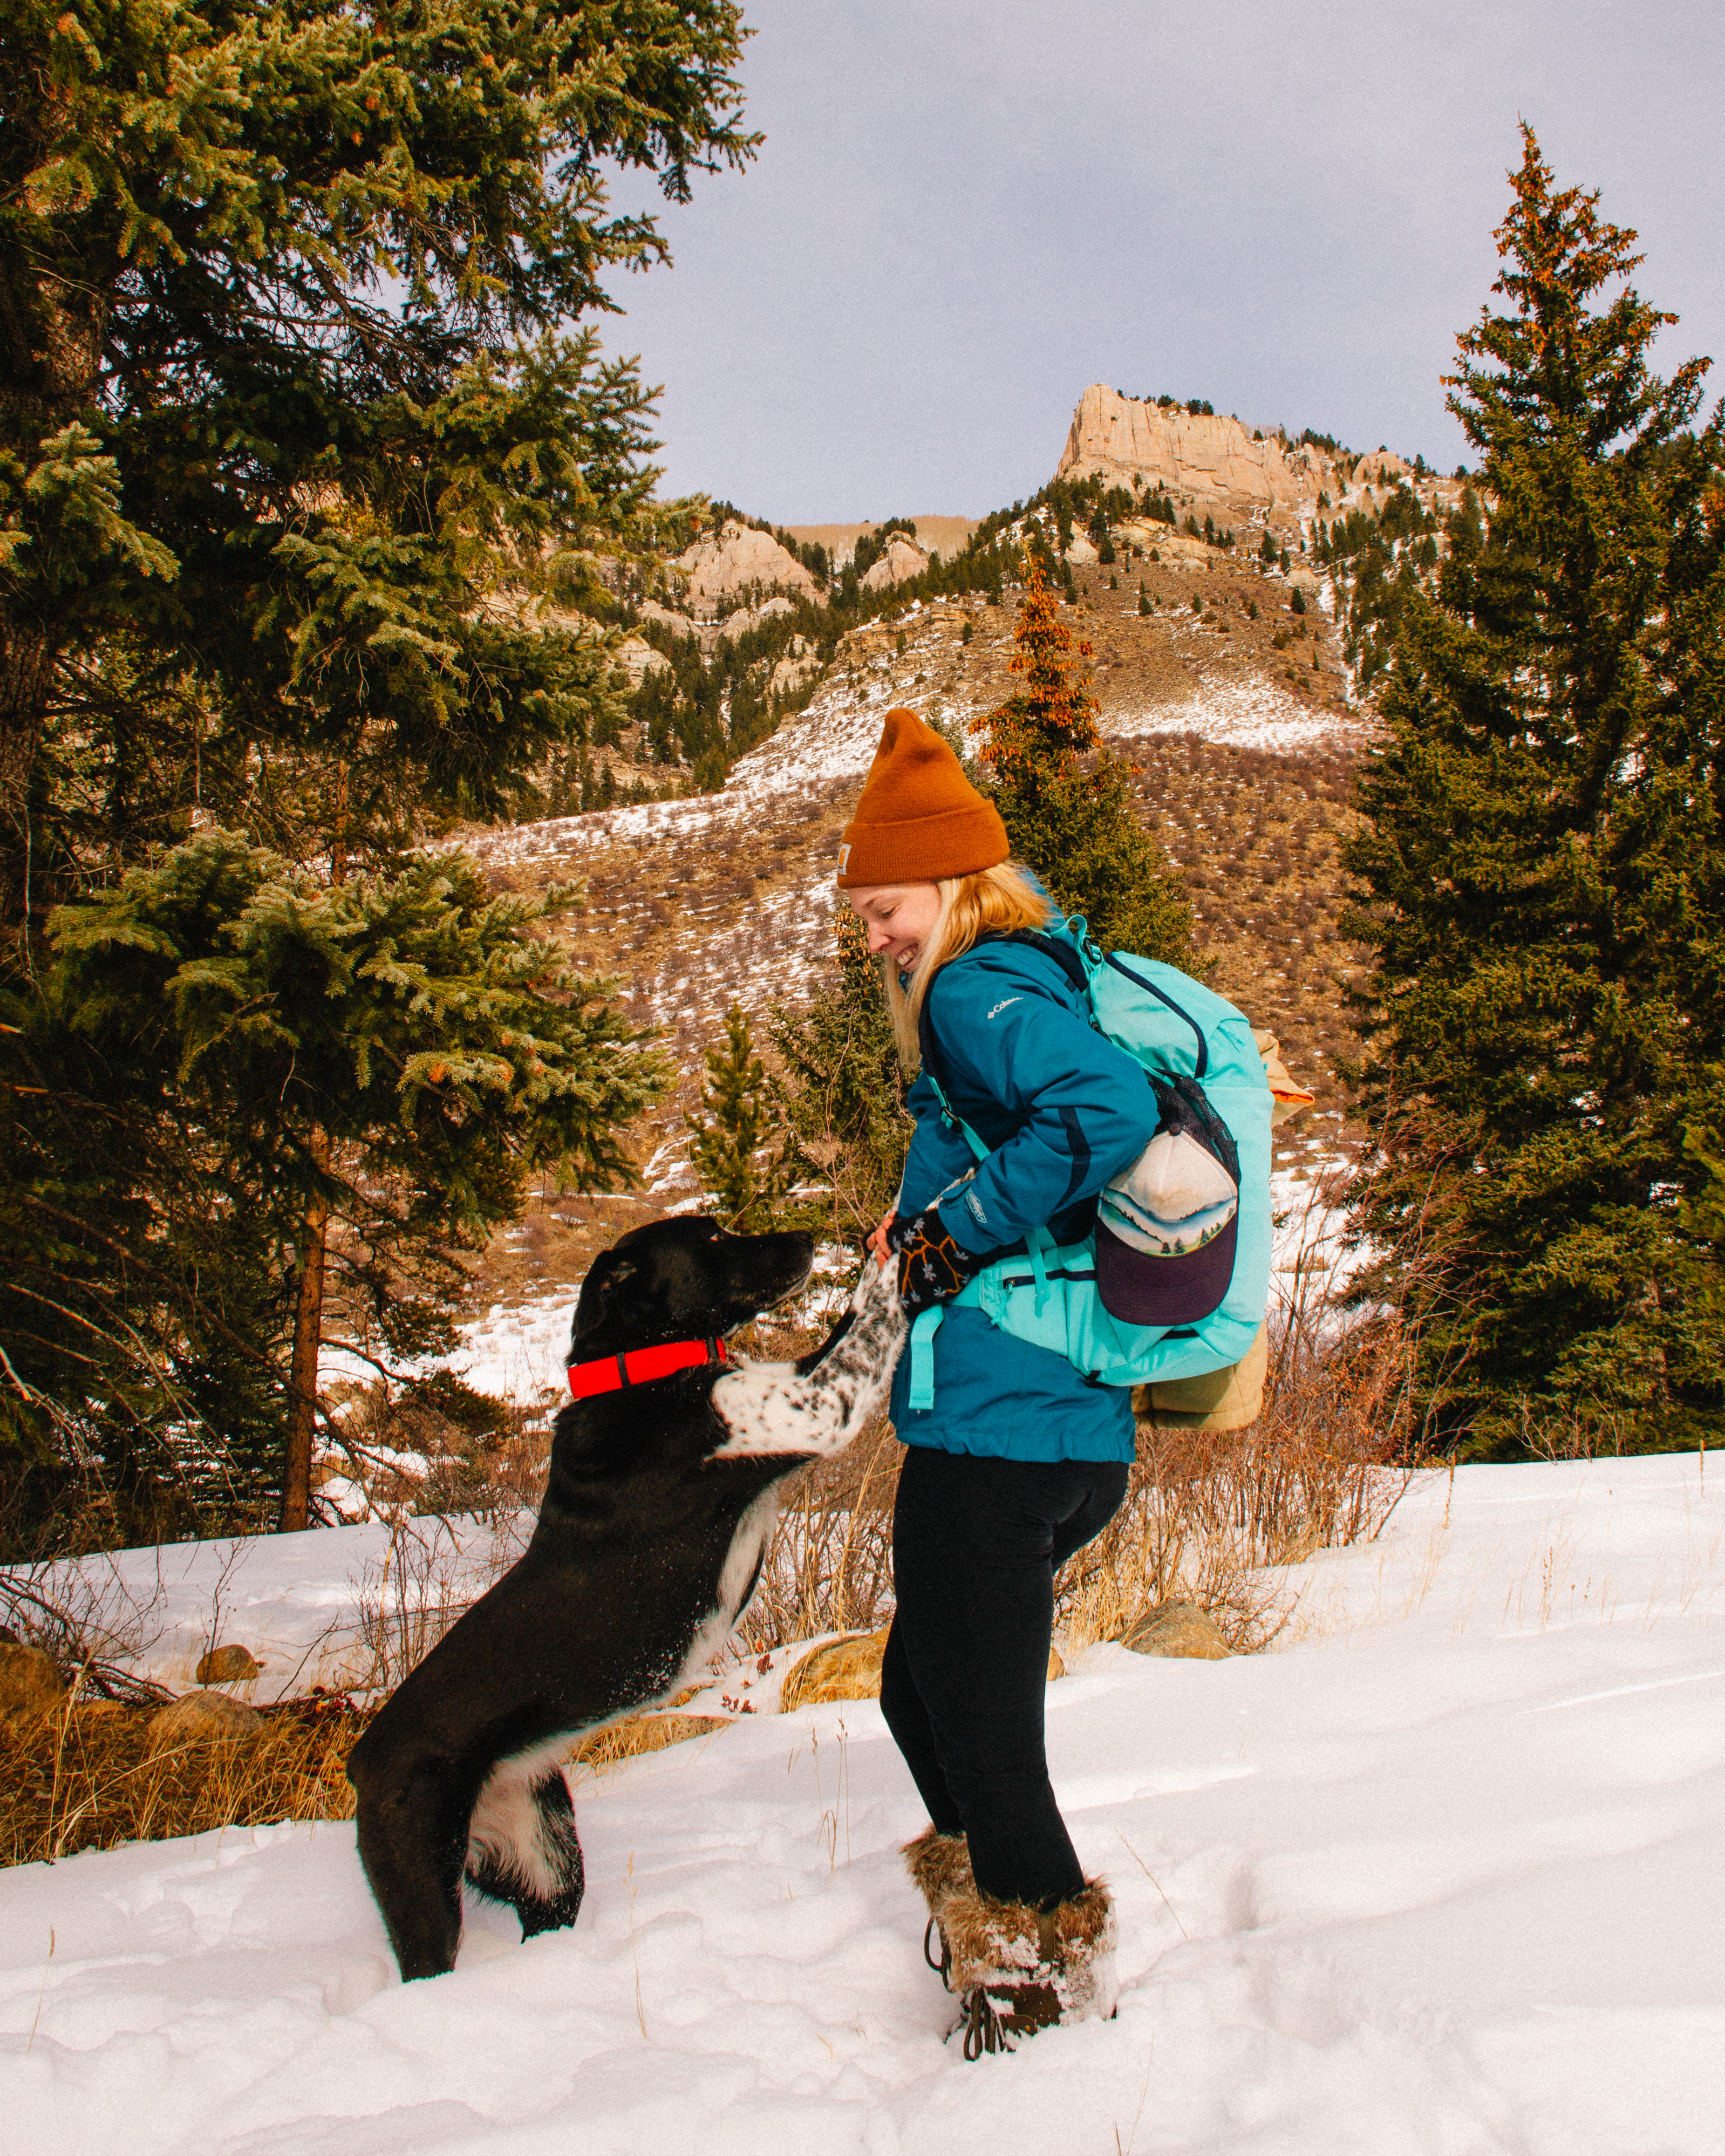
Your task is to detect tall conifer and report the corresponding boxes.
[976,560,1192,961]
[1345,129,1725,1455]
[0,1,755,931]
[774,906,911,1240]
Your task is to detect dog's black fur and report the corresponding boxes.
[347,1215,903,1981]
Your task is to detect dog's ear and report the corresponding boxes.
[572,1250,638,1343]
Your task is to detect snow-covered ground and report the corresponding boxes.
[5,1451,1722,2154]
[1113,668,1370,755]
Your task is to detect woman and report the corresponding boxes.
[837,708,1158,2055]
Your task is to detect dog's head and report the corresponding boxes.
[569,1216,815,1358]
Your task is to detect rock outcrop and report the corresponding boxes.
[1352,448,1411,487]
[769,633,821,697]
[1057,386,1337,530]
[1114,522,1216,567]
[859,535,931,591]
[1055,386,1463,548]
[670,518,820,617]
[613,634,671,688]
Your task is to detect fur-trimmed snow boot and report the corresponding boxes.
[941,1877,1119,2058]
[902,1826,974,1993]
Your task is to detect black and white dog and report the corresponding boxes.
[347,1216,906,1981]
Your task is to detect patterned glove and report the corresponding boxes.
[887,1206,985,1317]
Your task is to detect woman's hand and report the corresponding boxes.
[867,1211,897,1268]
[886,1207,985,1316]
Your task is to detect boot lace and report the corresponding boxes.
[958,1986,1013,2061]
[923,1916,953,1992]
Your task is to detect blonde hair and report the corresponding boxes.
[882,860,1055,1074]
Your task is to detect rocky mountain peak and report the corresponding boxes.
[1055,385,1464,544]
[1056,385,1337,535]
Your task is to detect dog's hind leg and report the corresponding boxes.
[465,1755,586,1942]
[351,1752,473,1981]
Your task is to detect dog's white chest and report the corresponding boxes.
[672,1486,780,1690]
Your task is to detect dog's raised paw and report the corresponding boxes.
[709,1259,905,1462]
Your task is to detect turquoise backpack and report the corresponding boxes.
[906,919,1273,1410]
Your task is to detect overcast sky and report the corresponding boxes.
[598,1,1724,524]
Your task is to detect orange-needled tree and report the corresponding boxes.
[977,559,1193,961]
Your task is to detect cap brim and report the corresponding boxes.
[1094,1216,1238,1327]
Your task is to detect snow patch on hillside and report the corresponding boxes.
[1113,669,1372,755]
[471,637,1369,891]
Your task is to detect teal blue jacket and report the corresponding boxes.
[889,936,1158,1463]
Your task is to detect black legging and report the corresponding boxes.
[880,1445,1130,1911]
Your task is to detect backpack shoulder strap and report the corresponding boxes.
[916,926,1093,1114]
[997,926,1090,997]
[915,984,986,1161]
[1099,950,1209,1079]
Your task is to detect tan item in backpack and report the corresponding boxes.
[1136,1318,1269,1432]
[1253,1029,1316,1127]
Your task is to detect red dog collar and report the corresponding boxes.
[567,1335,729,1401]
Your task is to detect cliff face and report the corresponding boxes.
[1055,385,1340,531]
[670,518,819,616]
[858,534,930,590]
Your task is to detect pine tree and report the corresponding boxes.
[974,560,1194,961]
[3,831,664,1538]
[773,907,912,1241]
[686,1005,795,1232]
[0,1,755,936]
[1345,128,1725,1457]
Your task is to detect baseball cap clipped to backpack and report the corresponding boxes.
[1093,1075,1241,1327]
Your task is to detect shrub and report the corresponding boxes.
[686,1005,796,1231]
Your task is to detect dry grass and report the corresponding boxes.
[1123,731,1366,1131]
[729,1285,1417,1670]
[1055,1277,1422,1653]
[736,1412,900,1653]
[1,1275,1422,1862]
[570,1710,732,1775]
[341,1507,534,1695]
[2,1691,371,1866]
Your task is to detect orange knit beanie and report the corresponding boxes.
[835,708,1008,888]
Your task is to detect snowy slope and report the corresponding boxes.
[4,1452,1722,2155]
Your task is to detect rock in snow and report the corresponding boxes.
[147,1688,264,1752]
[1120,1600,1232,1659]
[195,1643,262,1685]
[2,1452,1722,2155]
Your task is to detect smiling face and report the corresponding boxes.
[844,881,943,973]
